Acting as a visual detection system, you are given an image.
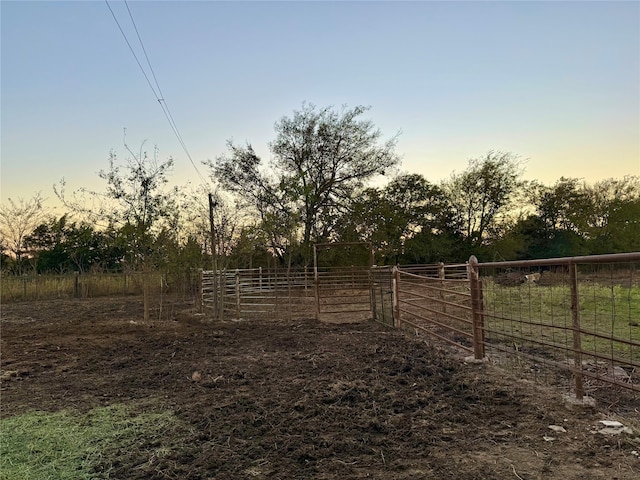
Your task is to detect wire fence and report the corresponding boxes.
[390,254,640,405]
[1,271,200,302]
[8,254,636,405]
[471,253,640,404]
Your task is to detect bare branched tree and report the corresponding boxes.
[0,192,48,274]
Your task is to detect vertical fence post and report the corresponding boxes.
[314,245,320,321]
[569,262,585,400]
[235,269,241,320]
[196,269,203,313]
[438,262,446,316]
[211,268,218,320]
[287,267,292,321]
[392,266,400,328]
[369,265,378,321]
[274,268,279,317]
[369,266,376,321]
[219,270,225,320]
[468,256,486,360]
[305,267,309,293]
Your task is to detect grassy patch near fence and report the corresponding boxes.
[0,404,191,480]
[482,282,640,360]
[0,273,162,302]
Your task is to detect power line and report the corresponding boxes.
[104,0,210,188]
[124,0,165,101]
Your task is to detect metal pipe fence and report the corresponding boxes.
[315,266,372,322]
[389,253,640,404]
[393,263,475,353]
[202,267,316,321]
[200,252,639,405]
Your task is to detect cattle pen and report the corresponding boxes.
[201,251,640,407]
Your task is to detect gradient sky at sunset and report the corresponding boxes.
[2,0,639,209]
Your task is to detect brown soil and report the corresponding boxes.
[1,296,639,479]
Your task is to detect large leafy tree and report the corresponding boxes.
[536,177,588,233]
[210,104,400,264]
[57,141,175,270]
[442,151,526,255]
[493,176,640,259]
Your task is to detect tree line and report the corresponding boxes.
[1,104,638,276]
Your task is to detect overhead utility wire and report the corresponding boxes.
[122,0,197,176]
[104,0,209,188]
[124,0,165,101]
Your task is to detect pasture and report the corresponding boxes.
[481,280,640,359]
[1,296,639,479]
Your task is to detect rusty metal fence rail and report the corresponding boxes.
[204,265,377,322]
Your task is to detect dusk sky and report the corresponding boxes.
[2,0,639,209]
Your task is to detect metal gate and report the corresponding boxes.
[314,266,373,322]
[313,243,374,322]
[371,266,394,326]
[395,264,474,353]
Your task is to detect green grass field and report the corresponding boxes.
[481,281,640,361]
[0,404,190,480]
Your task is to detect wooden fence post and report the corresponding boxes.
[370,267,377,322]
[392,266,400,328]
[468,256,486,360]
[274,268,279,317]
[569,262,585,400]
[369,247,376,322]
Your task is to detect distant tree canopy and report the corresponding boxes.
[1,106,639,274]
[498,175,640,260]
[335,173,455,264]
[0,193,47,274]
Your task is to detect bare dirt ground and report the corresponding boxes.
[1,296,639,479]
